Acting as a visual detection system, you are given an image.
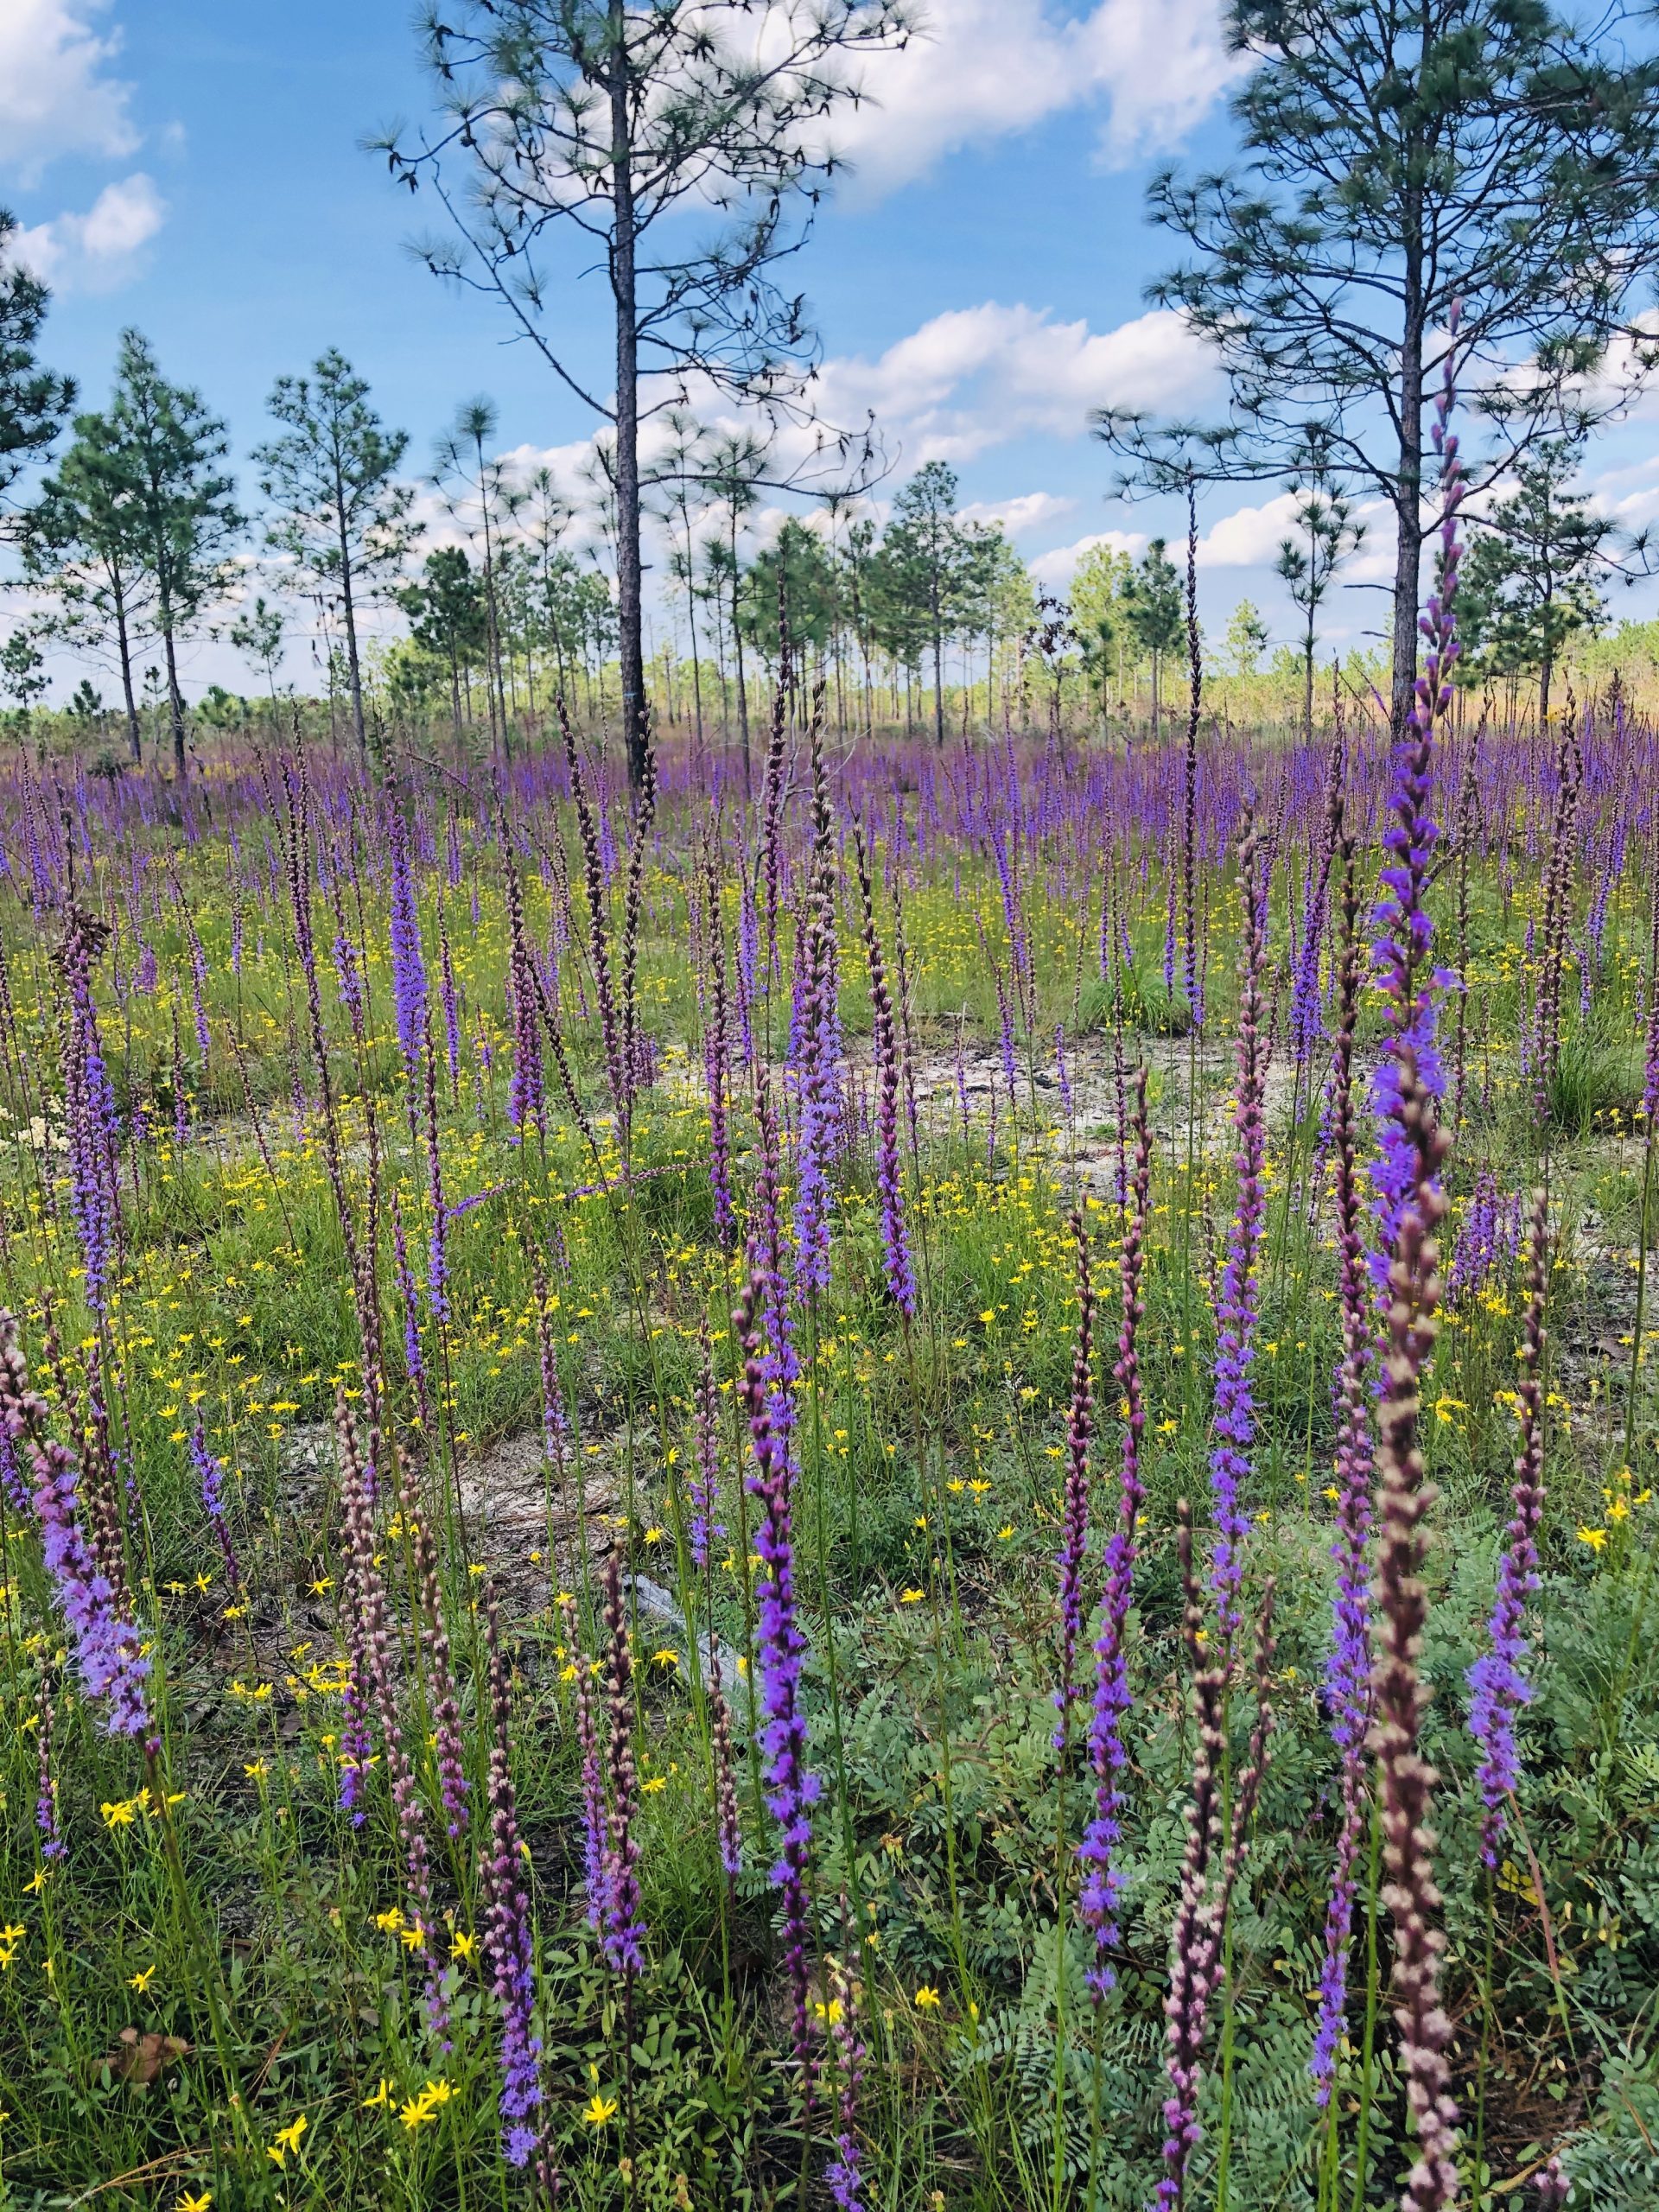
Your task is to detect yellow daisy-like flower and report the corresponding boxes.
[582,2092,619,2127]
[914,1986,942,2009]
[397,2078,452,2129]
[266,2113,308,2166]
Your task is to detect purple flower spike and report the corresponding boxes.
[736,1273,820,2088]
[601,1554,646,1980]
[1366,325,1465,2212]
[1311,832,1375,2104]
[790,715,842,1296]
[1468,1192,1550,1867]
[389,804,428,1066]
[1208,812,1270,1647]
[0,1313,149,1738]
[822,1950,867,2209]
[690,1320,725,1571]
[853,823,916,1321]
[480,1589,542,2166]
[35,1691,63,1861]
[1078,1068,1151,1994]
[560,1592,610,1936]
[189,1417,242,1590]
[57,905,122,1319]
[1053,1215,1096,1743]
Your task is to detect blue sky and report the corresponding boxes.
[3,0,1656,696]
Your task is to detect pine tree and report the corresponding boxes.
[397,546,489,738]
[24,406,156,762]
[1458,439,1641,718]
[434,399,518,760]
[741,518,840,683]
[1120,538,1184,734]
[1071,543,1134,722]
[381,0,907,789]
[880,462,976,746]
[1275,442,1365,738]
[254,351,417,764]
[229,597,287,708]
[1224,601,1269,679]
[0,209,73,518]
[1098,0,1659,733]
[107,332,242,779]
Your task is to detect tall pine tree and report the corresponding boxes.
[1098,0,1659,733]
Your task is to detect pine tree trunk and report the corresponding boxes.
[1390,284,1426,741]
[335,482,367,765]
[475,446,507,767]
[611,16,648,791]
[684,543,704,747]
[161,594,187,777]
[730,527,750,794]
[112,581,141,763]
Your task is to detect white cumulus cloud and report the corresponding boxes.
[0,0,137,181]
[1196,492,1304,568]
[813,302,1218,465]
[957,491,1077,535]
[12,171,164,289]
[831,0,1246,196]
[1031,529,1147,589]
[1195,488,1396,590]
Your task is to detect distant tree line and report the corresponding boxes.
[6,0,1659,765]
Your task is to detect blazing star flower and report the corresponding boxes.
[1208,814,1270,1645]
[1467,1194,1550,1867]
[560,1592,609,1935]
[1078,1070,1151,1994]
[822,1951,867,2209]
[388,804,428,1087]
[600,1555,645,1980]
[0,1315,147,1738]
[736,1274,820,2085]
[480,1592,541,2165]
[1311,834,1376,2107]
[57,905,121,1319]
[690,1321,725,1571]
[1364,328,1465,2212]
[853,822,916,1320]
[188,1418,241,1590]
[788,719,843,1293]
[1052,1216,1096,1743]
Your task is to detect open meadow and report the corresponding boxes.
[9,0,1659,2204]
[0,639,1656,2211]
